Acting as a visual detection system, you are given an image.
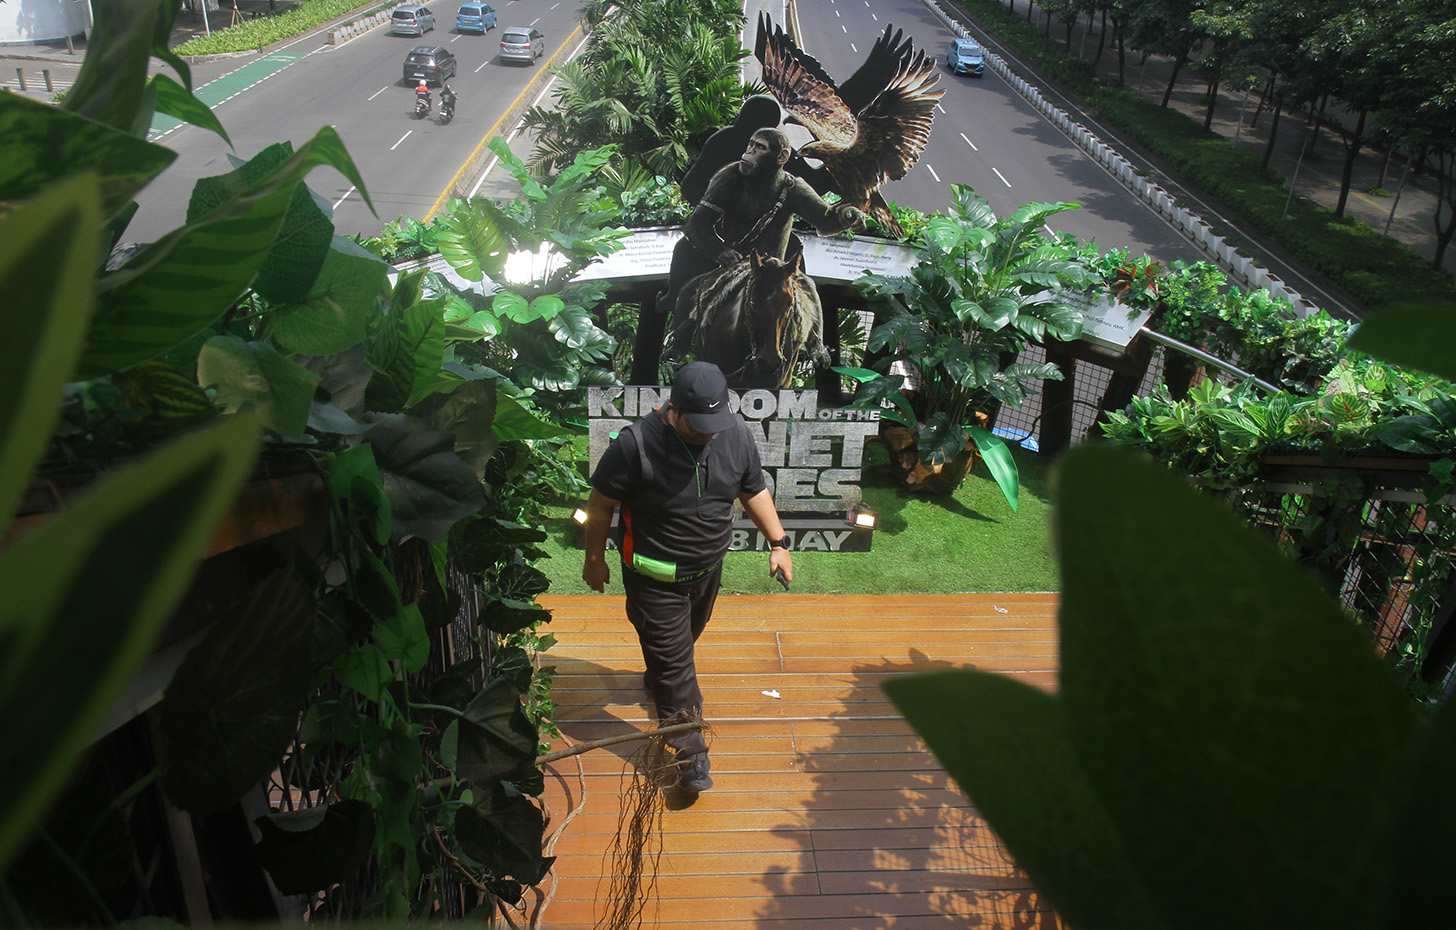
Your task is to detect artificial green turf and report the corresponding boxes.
[537,440,1060,596]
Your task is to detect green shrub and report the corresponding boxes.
[174,0,383,55]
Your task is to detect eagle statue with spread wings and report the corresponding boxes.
[754,12,944,237]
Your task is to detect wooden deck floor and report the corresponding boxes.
[525,593,1065,929]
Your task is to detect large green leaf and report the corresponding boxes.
[366,294,446,412]
[1054,445,1417,929]
[490,392,572,441]
[0,96,176,218]
[480,596,551,635]
[547,304,613,356]
[187,143,333,305]
[883,672,1167,930]
[268,238,388,355]
[409,378,501,478]
[61,0,177,135]
[1347,303,1456,383]
[196,335,321,437]
[492,291,563,324]
[886,445,1428,929]
[328,444,391,548]
[150,73,230,145]
[374,604,431,674]
[456,784,554,885]
[967,425,1018,512]
[435,198,510,282]
[1387,696,1456,924]
[157,570,315,814]
[363,414,484,543]
[85,127,370,376]
[0,414,261,869]
[455,678,539,788]
[0,173,101,521]
[253,800,375,895]
[112,361,218,438]
[333,643,394,702]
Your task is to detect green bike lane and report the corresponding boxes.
[147,49,308,142]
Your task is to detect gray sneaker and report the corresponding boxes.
[678,755,713,794]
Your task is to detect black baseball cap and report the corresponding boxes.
[670,362,738,433]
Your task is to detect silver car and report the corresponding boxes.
[499,26,544,64]
[392,5,436,36]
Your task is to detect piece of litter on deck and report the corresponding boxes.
[993,605,1009,613]
[761,689,781,699]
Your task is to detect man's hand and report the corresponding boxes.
[715,248,744,266]
[583,556,610,593]
[769,548,792,585]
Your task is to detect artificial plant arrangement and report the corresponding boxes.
[838,184,1093,504]
[883,304,1456,929]
[0,0,625,920]
[1145,258,1352,396]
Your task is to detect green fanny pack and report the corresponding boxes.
[625,553,716,584]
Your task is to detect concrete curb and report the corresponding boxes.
[920,0,1319,316]
[326,3,402,46]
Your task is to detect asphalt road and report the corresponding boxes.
[782,0,1205,269]
[123,0,584,243]
[25,0,1210,272]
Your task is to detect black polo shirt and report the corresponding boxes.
[591,409,766,575]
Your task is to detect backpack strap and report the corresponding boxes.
[619,420,653,486]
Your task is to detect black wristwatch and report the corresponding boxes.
[768,536,791,550]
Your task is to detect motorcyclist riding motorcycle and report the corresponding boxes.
[414,80,431,119]
[439,80,457,124]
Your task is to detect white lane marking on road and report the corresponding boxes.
[369,86,389,100]
[960,132,978,152]
[926,164,942,183]
[313,45,329,53]
[1044,225,1057,238]
[335,186,357,208]
[842,24,847,32]
[391,131,413,150]
[992,167,1012,187]
[475,60,489,72]
[850,42,858,53]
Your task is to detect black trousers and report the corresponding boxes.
[621,563,722,759]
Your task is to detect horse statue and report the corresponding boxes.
[675,236,831,390]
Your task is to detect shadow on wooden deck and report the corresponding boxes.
[528,593,1066,929]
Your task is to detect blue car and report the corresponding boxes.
[455,2,496,34]
[947,38,985,77]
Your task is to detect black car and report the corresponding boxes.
[403,45,457,85]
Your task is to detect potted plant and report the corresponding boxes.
[839,185,1093,504]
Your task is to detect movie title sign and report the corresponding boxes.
[587,386,880,513]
